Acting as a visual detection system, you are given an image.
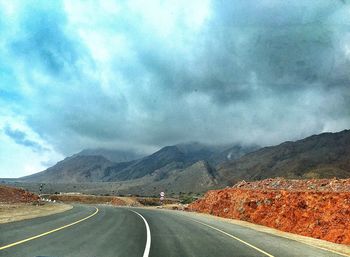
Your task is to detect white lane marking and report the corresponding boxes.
[192,219,274,257]
[189,216,350,257]
[130,210,151,257]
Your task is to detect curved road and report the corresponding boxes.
[0,205,347,257]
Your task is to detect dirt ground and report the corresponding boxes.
[47,194,179,206]
[48,194,142,206]
[0,203,72,224]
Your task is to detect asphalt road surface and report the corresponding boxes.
[0,205,347,257]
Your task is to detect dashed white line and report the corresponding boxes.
[130,210,151,257]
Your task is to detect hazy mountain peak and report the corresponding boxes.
[75,148,144,163]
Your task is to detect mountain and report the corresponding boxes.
[217,129,350,185]
[13,130,350,195]
[208,144,260,166]
[18,142,257,194]
[22,155,116,183]
[75,148,144,162]
[122,160,220,195]
[107,146,189,181]
[108,143,220,181]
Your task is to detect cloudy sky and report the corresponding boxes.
[1,0,350,177]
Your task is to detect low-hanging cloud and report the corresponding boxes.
[1,0,350,176]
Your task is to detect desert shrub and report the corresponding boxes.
[180,195,196,204]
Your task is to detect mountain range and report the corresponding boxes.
[16,130,350,195]
[217,129,350,184]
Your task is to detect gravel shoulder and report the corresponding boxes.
[0,203,72,224]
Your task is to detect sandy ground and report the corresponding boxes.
[0,203,72,224]
[184,210,350,257]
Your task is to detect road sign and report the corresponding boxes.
[160,192,165,197]
[160,196,164,201]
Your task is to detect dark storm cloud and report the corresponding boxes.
[173,3,340,98]
[1,0,350,160]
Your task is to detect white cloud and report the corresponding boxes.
[127,0,211,36]
[0,113,63,177]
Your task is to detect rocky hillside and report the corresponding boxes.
[14,130,350,195]
[22,155,117,183]
[19,143,255,188]
[118,160,220,195]
[0,185,39,203]
[189,178,350,245]
[218,129,350,185]
[10,142,257,195]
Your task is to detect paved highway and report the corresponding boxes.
[0,205,347,257]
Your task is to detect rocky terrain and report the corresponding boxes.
[3,129,350,196]
[189,178,350,245]
[218,129,350,184]
[12,142,256,195]
[232,177,350,192]
[0,185,39,203]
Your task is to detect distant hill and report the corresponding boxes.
[107,146,189,181]
[209,144,260,166]
[17,131,350,195]
[175,142,259,166]
[115,160,220,195]
[106,143,235,181]
[17,142,257,194]
[22,155,116,183]
[217,129,350,185]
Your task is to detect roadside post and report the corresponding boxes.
[39,183,44,195]
[160,191,165,205]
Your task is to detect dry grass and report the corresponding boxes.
[136,197,179,206]
[0,203,72,224]
[49,194,119,204]
[48,194,141,206]
[48,194,178,206]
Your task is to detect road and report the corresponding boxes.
[0,204,348,257]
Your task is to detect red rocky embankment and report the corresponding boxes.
[0,185,39,203]
[189,178,350,245]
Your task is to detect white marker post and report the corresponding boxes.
[160,192,165,205]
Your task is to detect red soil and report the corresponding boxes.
[0,185,39,203]
[189,178,350,245]
[233,177,350,192]
[110,197,127,206]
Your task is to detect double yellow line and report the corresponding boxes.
[0,207,99,251]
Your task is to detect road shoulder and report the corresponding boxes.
[0,203,72,224]
[172,210,350,257]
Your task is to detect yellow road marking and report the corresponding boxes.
[0,207,99,251]
[192,219,274,257]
